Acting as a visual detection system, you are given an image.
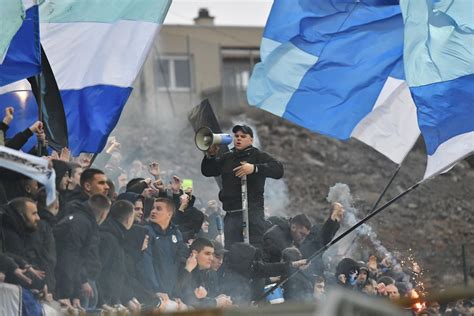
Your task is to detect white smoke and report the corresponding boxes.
[326,183,390,258]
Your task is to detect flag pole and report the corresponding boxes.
[258,179,424,302]
[342,163,402,256]
[36,73,43,156]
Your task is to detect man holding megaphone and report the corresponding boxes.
[201,124,284,250]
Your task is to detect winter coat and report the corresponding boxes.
[141,222,188,296]
[299,218,340,277]
[122,224,158,305]
[172,195,204,242]
[262,220,293,263]
[201,146,283,212]
[97,218,128,306]
[0,204,54,290]
[54,201,101,299]
[176,268,220,308]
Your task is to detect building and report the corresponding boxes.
[129,8,264,121]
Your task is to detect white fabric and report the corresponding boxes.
[351,77,420,164]
[424,131,474,179]
[0,79,31,94]
[0,283,22,316]
[40,21,159,89]
[0,145,56,204]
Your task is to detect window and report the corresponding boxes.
[156,56,191,91]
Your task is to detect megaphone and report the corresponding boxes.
[195,126,232,151]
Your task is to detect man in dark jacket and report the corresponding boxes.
[263,203,344,277]
[97,200,136,308]
[219,242,306,306]
[173,191,204,243]
[60,168,110,220]
[0,197,54,291]
[176,238,232,309]
[262,214,312,263]
[141,197,188,298]
[54,194,111,308]
[201,124,284,249]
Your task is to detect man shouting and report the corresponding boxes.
[201,124,283,249]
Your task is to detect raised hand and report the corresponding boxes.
[3,107,14,125]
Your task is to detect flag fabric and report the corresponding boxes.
[0,145,56,205]
[36,0,172,155]
[0,0,41,86]
[400,0,474,179]
[247,0,420,164]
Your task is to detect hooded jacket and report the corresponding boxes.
[201,146,283,212]
[172,195,205,242]
[0,204,53,291]
[54,200,101,299]
[141,221,188,296]
[262,219,293,263]
[97,218,128,305]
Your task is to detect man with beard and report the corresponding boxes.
[201,124,284,249]
[0,197,51,290]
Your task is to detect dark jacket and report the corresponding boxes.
[54,200,101,299]
[299,218,340,277]
[201,146,283,212]
[176,268,220,308]
[97,218,128,306]
[172,195,204,242]
[60,188,89,220]
[0,205,54,290]
[141,222,188,296]
[123,224,158,306]
[262,220,293,263]
[220,243,289,305]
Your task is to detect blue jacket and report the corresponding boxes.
[142,222,188,296]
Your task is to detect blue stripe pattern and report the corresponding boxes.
[248,0,405,140]
[411,74,474,156]
[1,85,132,155]
[0,6,41,87]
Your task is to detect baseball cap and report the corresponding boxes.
[232,124,253,137]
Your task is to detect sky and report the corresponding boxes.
[164,0,273,26]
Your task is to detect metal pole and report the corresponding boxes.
[343,164,402,256]
[36,74,44,156]
[258,179,423,302]
[241,174,250,244]
[462,244,469,286]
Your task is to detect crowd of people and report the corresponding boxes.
[0,107,473,315]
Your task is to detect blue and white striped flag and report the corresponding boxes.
[401,0,474,179]
[1,0,172,155]
[0,0,41,86]
[247,0,420,165]
[40,0,172,155]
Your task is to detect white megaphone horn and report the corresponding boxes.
[195,127,233,151]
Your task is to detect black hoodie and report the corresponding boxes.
[97,218,128,305]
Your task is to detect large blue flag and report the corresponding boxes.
[248,0,420,164]
[401,0,474,179]
[0,0,41,86]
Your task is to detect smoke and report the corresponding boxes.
[326,183,390,258]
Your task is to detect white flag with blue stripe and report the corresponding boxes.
[1,0,172,155]
[401,0,474,179]
[247,0,420,164]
